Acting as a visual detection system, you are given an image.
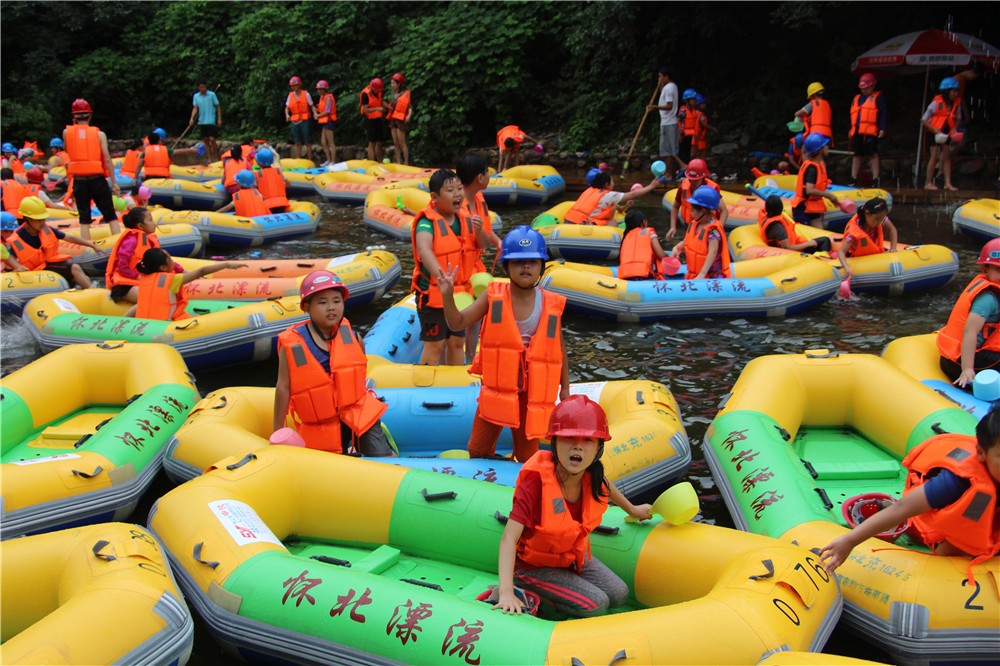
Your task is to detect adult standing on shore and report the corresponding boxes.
[388,73,412,165]
[189,81,221,163]
[285,76,314,162]
[359,77,387,162]
[648,68,684,182]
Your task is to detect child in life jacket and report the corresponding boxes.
[837,197,897,278]
[118,138,144,182]
[790,132,840,229]
[130,247,245,320]
[619,209,667,280]
[272,269,396,456]
[670,185,731,279]
[9,196,98,288]
[667,158,727,239]
[819,405,1000,575]
[937,238,1000,388]
[216,169,270,218]
[251,147,289,213]
[794,82,833,142]
[1,212,27,271]
[922,76,963,191]
[437,226,569,462]
[758,194,831,254]
[493,395,653,616]
[106,206,183,305]
[564,171,662,227]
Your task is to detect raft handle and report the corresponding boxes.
[296,262,316,268]
[176,319,199,330]
[92,539,117,561]
[193,542,219,569]
[814,487,834,511]
[748,558,775,580]
[421,488,458,502]
[421,401,455,410]
[402,331,412,342]
[406,314,415,324]
[804,350,841,359]
[635,390,644,405]
[94,418,112,431]
[73,434,93,449]
[571,650,628,666]
[774,425,791,441]
[259,266,278,272]
[401,578,444,591]
[495,511,509,524]
[931,422,948,435]
[310,555,352,567]
[800,459,819,479]
[35,311,48,319]
[596,280,618,290]
[192,308,211,315]
[780,277,798,284]
[717,392,732,410]
[387,344,398,356]
[211,395,228,409]
[96,341,125,349]
[72,465,104,479]
[124,393,143,406]
[227,453,257,471]
[594,524,620,536]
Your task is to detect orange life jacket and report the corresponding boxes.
[619,227,662,280]
[496,125,525,151]
[8,225,72,270]
[1,179,31,219]
[563,187,616,225]
[791,159,830,214]
[286,91,311,122]
[936,275,1000,363]
[277,321,387,453]
[758,210,807,247]
[805,98,833,139]
[389,90,411,122]
[843,214,884,257]
[681,106,700,137]
[8,157,25,176]
[359,86,383,119]
[143,145,171,179]
[119,149,142,179]
[223,157,248,190]
[105,229,160,288]
[22,141,39,157]
[695,113,709,150]
[516,450,607,571]
[51,150,71,169]
[469,281,565,439]
[928,94,960,133]
[903,433,1000,579]
[850,92,880,137]
[315,93,337,123]
[64,124,107,177]
[136,272,190,320]
[785,137,802,165]
[233,188,271,218]
[461,191,497,274]
[410,205,476,307]
[683,219,731,279]
[675,178,721,226]
[256,167,289,210]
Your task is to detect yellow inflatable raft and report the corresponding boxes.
[313,170,429,204]
[0,522,194,665]
[143,177,230,210]
[0,270,70,316]
[364,186,502,240]
[728,223,959,295]
[484,165,566,205]
[663,188,765,228]
[42,221,205,276]
[149,446,841,665]
[150,199,320,247]
[952,198,1000,241]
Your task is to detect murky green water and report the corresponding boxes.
[0,190,983,663]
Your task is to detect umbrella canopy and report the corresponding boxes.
[852,28,1000,74]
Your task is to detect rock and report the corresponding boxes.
[711,142,739,156]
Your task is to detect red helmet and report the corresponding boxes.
[978,238,1000,268]
[391,72,405,85]
[299,270,349,309]
[546,394,610,440]
[316,80,329,89]
[858,73,876,89]
[370,78,384,92]
[71,98,92,115]
[25,167,44,184]
[289,76,302,86]
[842,493,910,543]
[685,158,709,180]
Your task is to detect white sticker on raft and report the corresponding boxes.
[209,499,283,547]
[11,453,81,465]
[325,255,356,269]
[52,298,80,313]
[565,382,608,404]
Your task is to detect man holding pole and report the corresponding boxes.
[189,81,221,162]
[647,68,684,182]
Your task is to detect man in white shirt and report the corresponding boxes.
[648,68,685,181]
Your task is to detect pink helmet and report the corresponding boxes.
[978,238,1000,268]
[391,72,405,85]
[370,78,384,92]
[299,270,349,309]
[316,80,329,89]
[138,185,152,201]
[547,394,611,440]
[858,73,876,89]
[685,158,709,180]
[289,76,302,86]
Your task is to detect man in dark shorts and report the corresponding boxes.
[848,73,886,188]
[62,98,120,241]
[189,81,222,162]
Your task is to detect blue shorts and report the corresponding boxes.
[290,121,310,144]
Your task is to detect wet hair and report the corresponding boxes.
[428,168,460,194]
[456,153,488,185]
[591,172,612,189]
[503,138,517,149]
[863,197,888,216]
[976,404,1000,453]
[0,168,13,180]
[147,133,161,145]
[623,208,647,234]
[765,194,784,217]
[136,247,170,274]
[123,206,149,229]
[230,144,243,160]
[551,436,609,502]
[241,137,253,146]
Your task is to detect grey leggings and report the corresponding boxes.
[514,556,628,617]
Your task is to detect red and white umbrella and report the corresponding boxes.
[852,29,1000,74]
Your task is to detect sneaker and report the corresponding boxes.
[847,178,857,187]
[871,177,880,189]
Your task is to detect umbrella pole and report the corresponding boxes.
[914,64,931,186]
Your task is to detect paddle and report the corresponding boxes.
[624,481,700,524]
[621,82,663,178]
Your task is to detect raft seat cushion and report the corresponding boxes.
[809,459,901,480]
[352,545,401,574]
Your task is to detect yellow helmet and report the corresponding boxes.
[807,82,825,97]
[18,196,48,220]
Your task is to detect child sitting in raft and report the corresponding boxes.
[0,211,27,271]
[437,226,569,462]
[758,194,831,254]
[563,171,662,226]
[252,147,290,214]
[618,209,667,281]
[819,405,1000,574]
[494,395,653,617]
[216,170,270,218]
[670,185,731,280]
[9,196,99,288]
[272,270,396,456]
[667,158,728,240]
[129,248,245,320]
[838,197,897,278]
[106,206,182,305]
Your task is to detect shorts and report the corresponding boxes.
[365,118,385,143]
[791,201,824,226]
[321,121,336,132]
[198,124,218,139]
[416,299,464,342]
[341,420,395,457]
[679,135,693,163]
[109,284,134,302]
[659,124,679,157]
[290,120,310,144]
[44,261,75,282]
[389,119,408,132]
[71,175,116,226]
[849,134,879,156]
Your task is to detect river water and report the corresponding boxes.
[0,189,984,663]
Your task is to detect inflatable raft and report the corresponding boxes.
[0,522,194,665]
[530,201,625,261]
[485,165,566,205]
[150,199,320,247]
[364,187,503,240]
[663,188,765,229]
[43,220,204,276]
[0,270,70,316]
[0,342,198,539]
[149,445,841,665]
[751,177,892,232]
[704,351,997,663]
[882,332,995,420]
[539,254,841,322]
[728,224,960,295]
[952,198,1000,241]
[163,378,690,500]
[144,177,228,210]
[23,290,307,371]
[313,171,429,205]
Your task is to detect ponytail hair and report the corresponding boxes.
[136,247,169,274]
[589,443,608,502]
[122,206,148,229]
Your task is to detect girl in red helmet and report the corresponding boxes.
[494,395,652,617]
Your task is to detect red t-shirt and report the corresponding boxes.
[508,469,583,570]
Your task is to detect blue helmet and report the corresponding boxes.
[153,127,167,140]
[1,142,15,154]
[803,132,831,155]
[793,132,805,149]
[0,211,18,231]
[687,185,721,211]
[694,93,706,105]
[939,76,960,91]
[234,169,257,188]
[255,148,275,167]
[501,225,547,262]
[681,88,698,101]
[49,137,64,148]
